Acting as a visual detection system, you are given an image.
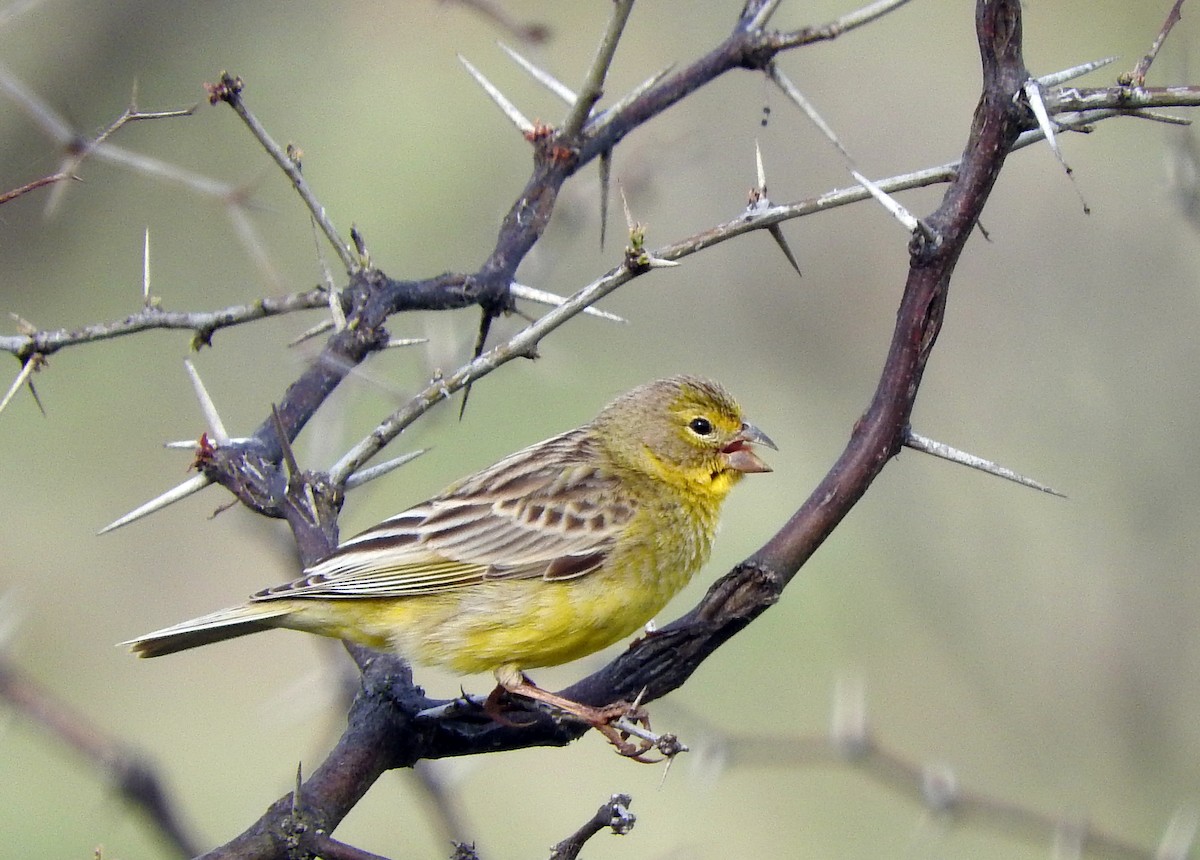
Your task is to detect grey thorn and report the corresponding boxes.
[497,41,577,105]
[97,473,212,535]
[1037,56,1118,88]
[510,282,626,322]
[343,448,429,491]
[457,54,534,134]
[904,429,1066,497]
[184,359,230,445]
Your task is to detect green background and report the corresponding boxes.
[1,1,1198,858]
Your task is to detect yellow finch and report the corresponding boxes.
[125,376,773,720]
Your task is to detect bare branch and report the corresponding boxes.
[1127,0,1186,87]
[207,73,358,273]
[0,288,328,359]
[444,0,550,44]
[548,794,636,860]
[561,0,635,138]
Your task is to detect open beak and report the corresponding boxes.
[721,421,777,474]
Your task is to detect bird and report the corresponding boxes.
[124,375,774,745]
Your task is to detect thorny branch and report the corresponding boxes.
[0,96,195,207]
[5,0,1200,858]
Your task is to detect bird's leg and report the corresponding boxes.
[490,667,658,759]
[482,682,540,728]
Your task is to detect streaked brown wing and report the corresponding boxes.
[252,428,636,602]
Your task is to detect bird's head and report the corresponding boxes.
[594,375,776,497]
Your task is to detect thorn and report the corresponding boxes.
[850,168,921,234]
[328,284,347,333]
[1023,79,1065,165]
[620,184,637,236]
[1036,56,1117,88]
[830,676,870,759]
[288,318,334,347]
[349,224,370,269]
[8,312,37,336]
[344,449,429,491]
[510,282,626,322]
[619,184,646,261]
[745,142,799,276]
[0,354,43,417]
[457,54,534,134]
[497,41,577,105]
[141,227,156,308]
[658,749,676,789]
[384,336,430,349]
[766,224,803,278]
[459,311,496,420]
[767,63,853,163]
[98,473,212,535]
[1023,78,1090,215]
[598,147,612,251]
[590,63,675,133]
[904,429,1067,497]
[164,437,252,450]
[184,359,230,445]
[270,404,301,485]
[25,377,45,416]
[1157,805,1199,860]
[292,762,304,818]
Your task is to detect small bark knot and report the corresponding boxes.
[698,561,782,624]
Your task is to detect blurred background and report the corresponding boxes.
[1,1,1198,858]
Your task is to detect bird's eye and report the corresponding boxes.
[688,417,714,436]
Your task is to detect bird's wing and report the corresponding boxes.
[252,429,637,602]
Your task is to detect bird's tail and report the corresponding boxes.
[121,603,296,658]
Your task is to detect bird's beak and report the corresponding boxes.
[721,421,777,473]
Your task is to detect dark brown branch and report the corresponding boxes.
[750,0,1028,585]
[564,0,1031,711]
[196,3,1039,858]
[548,794,636,860]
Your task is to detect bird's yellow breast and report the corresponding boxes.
[298,490,720,675]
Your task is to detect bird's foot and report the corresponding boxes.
[494,674,687,763]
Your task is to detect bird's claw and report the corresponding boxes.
[596,707,687,763]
